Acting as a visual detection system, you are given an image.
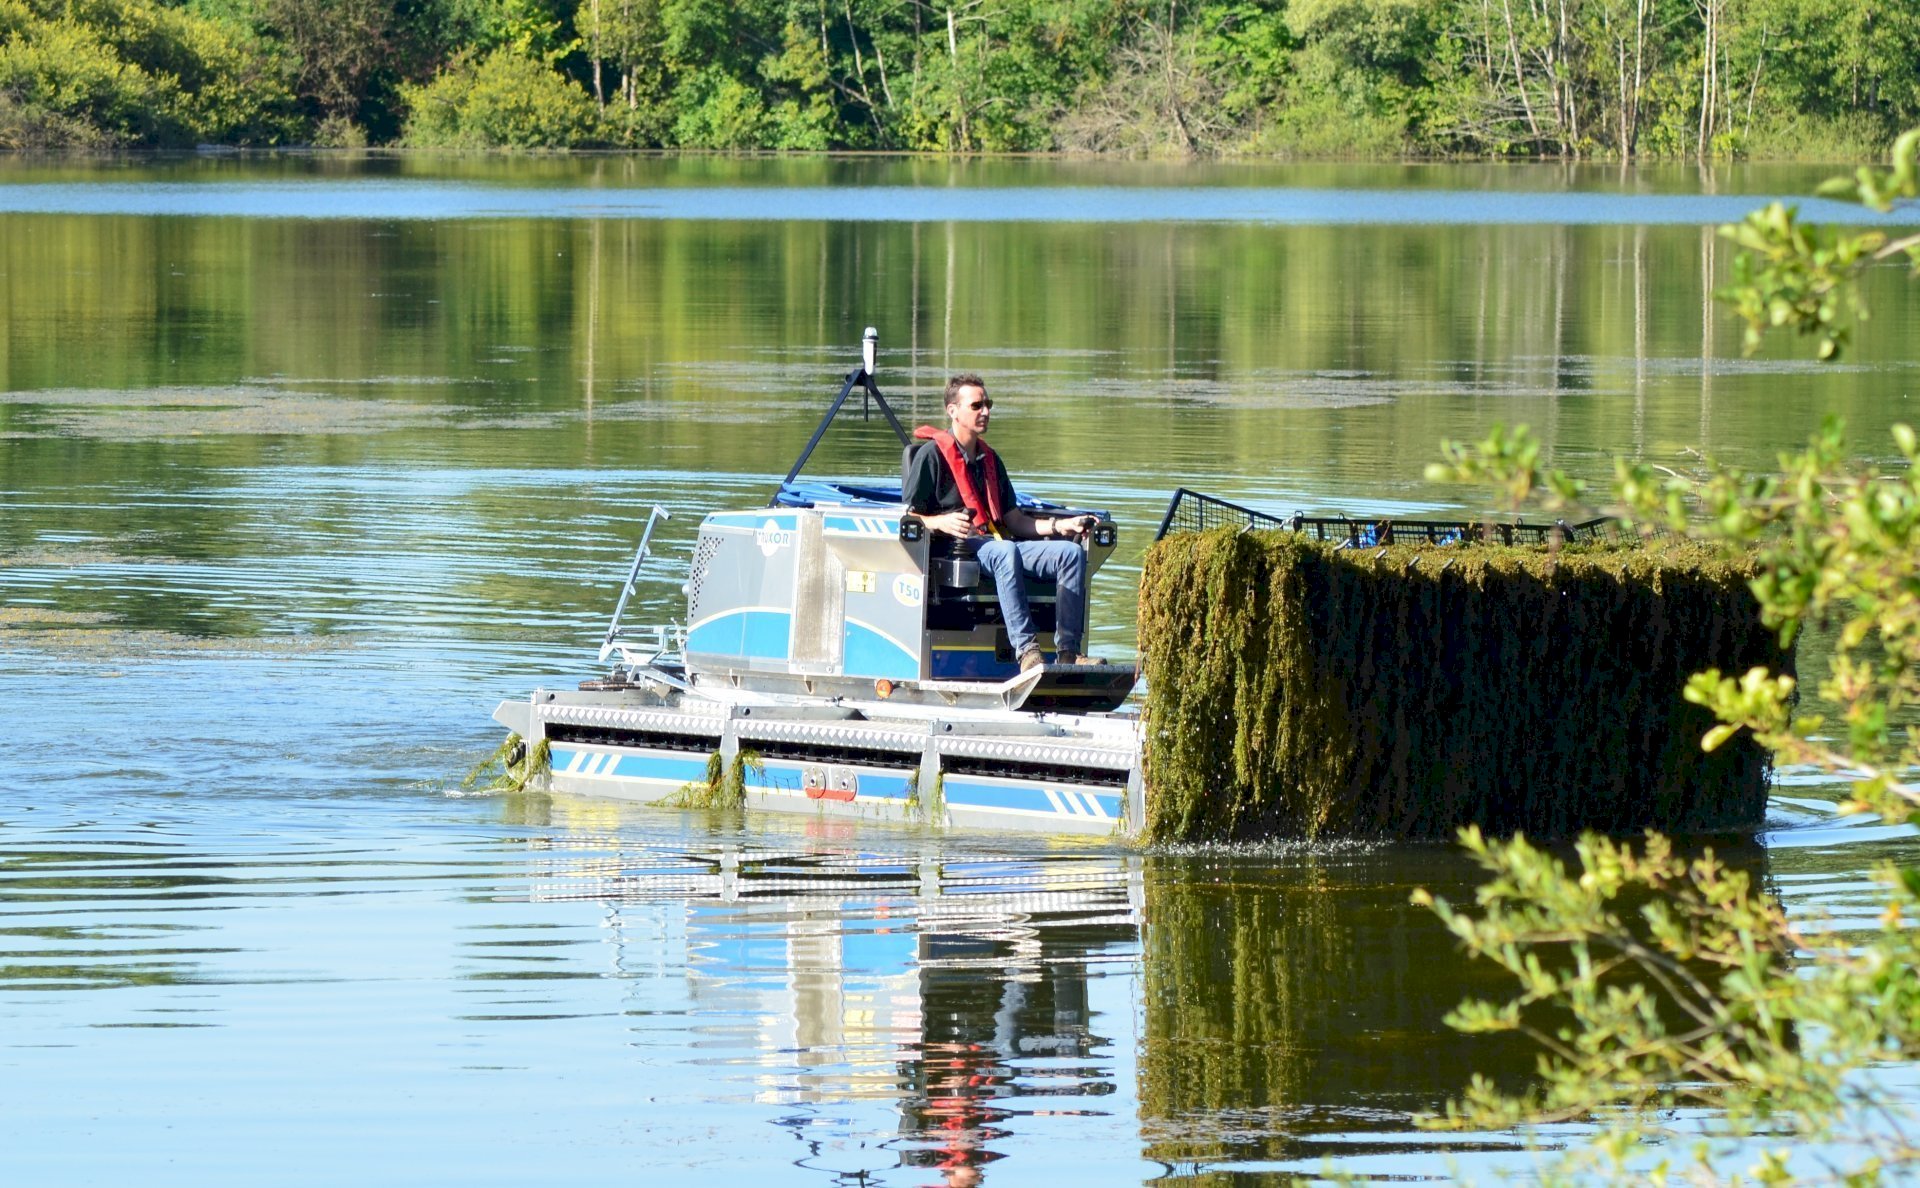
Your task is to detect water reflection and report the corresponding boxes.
[525,808,1138,1183]
[1137,848,1529,1172]
[0,760,1849,1186]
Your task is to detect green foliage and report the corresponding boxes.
[0,0,297,148]
[669,66,768,150]
[1418,828,1920,1178]
[757,20,835,150]
[1137,528,1784,843]
[1626,416,1920,813]
[1719,128,1920,358]
[266,0,398,132]
[400,47,598,148]
[2,0,1915,152]
[1442,414,1920,813]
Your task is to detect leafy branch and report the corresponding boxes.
[1418,828,1920,1184]
[1717,128,1920,359]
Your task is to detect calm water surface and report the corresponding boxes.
[3,157,1917,1184]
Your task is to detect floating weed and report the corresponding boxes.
[459,733,551,795]
[0,608,115,627]
[903,769,945,822]
[0,386,453,441]
[1138,529,1792,843]
[0,610,349,661]
[666,750,763,811]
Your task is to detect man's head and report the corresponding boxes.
[944,373,991,442]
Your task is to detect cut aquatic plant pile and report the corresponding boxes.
[1138,530,1788,843]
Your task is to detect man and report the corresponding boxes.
[903,373,1102,672]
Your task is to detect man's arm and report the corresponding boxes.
[995,463,1093,540]
[1004,507,1096,541]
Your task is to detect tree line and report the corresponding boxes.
[2,0,1916,155]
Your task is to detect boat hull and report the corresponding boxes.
[495,689,1141,839]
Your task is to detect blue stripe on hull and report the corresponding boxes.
[942,776,1124,822]
[547,745,1126,833]
[550,747,713,794]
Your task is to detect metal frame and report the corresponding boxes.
[1154,486,1615,547]
[777,328,911,497]
[599,505,673,663]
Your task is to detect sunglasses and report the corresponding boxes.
[966,398,993,410]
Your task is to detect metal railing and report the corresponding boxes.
[1153,487,1617,547]
[599,505,674,662]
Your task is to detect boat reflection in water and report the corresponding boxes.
[527,796,1140,1184]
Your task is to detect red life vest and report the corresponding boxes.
[914,425,1006,535]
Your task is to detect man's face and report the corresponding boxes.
[948,384,992,437]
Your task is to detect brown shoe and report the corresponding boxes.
[1053,650,1104,666]
[1018,647,1045,673]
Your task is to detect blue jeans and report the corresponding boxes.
[975,538,1086,658]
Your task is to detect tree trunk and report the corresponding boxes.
[1499,0,1543,145]
[1743,26,1768,143]
[1629,0,1644,156]
[947,8,966,150]
[1697,0,1719,157]
[590,0,603,108]
[846,0,883,134]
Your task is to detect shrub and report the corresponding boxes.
[399,48,598,149]
[0,0,296,147]
[669,67,768,150]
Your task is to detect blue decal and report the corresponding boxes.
[552,749,713,785]
[822,513,905,534]
[942,777,1122,819]
[687,609,792,661]
[752,764,805,795]
[843,619,919,680]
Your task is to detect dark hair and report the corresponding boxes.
[944,373,988,409]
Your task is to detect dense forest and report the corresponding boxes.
[1,0,1916,155]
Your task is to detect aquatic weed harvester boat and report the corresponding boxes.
[492,331,1147,837]
[491,332,1620,838]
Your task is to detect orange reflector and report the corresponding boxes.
[874,679,894,699]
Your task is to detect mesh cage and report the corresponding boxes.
[1153,487,1621,547]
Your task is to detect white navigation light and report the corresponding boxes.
[862,326,877,377]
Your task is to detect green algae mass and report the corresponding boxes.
[1138,529,1789,843]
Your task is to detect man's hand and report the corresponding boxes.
[1054,514,1098,541]
[924,509,974,539]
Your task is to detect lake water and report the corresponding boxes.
[3,155,1918,1185]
